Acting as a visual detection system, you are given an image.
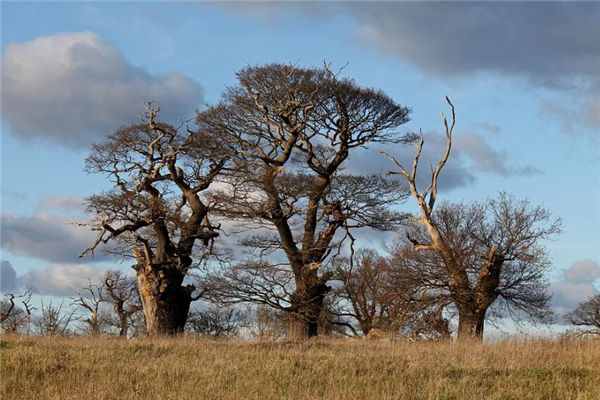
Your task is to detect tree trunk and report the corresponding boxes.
[286,277,328,340]
[119,318,128,338]
[134,264,194,335]
[457,310,486,341]
[286,314,318,340]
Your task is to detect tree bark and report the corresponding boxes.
[457,309,485,341]
[134,264,194,335]
[286,315,317,341]
[119,319,128,338]
[286,276,328,340]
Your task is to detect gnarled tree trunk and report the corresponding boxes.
[456,308,486,340]
[286,272,329,340]
[134,257,194,335]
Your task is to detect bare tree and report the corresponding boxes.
[72,280,105,336]
[383,98,560,340]
[564,295,600,338]
[102,270,143,338]
[329,249,451,339]
[81,104,229,335]
[203,261,295,312]
[185,305,247,339]
[245,305,287,341]
[403,308,452,341]
[34,300,75,336]
[330,249,407,336]
[196,63,413,339]
[0,290,35,334]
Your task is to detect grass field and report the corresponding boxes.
[1,335,599,400]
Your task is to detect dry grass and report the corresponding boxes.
[1,335,599,400]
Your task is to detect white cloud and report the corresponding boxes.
[563,259,600,284]
[19,264,108,297]
[551,282,599,317]
[1,31,203,148]
[550,259,600,319]
[35,195,86,216]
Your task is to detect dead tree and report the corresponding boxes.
[564,295,600,338]
[72,281,105,336]
[197,63,413,339]
[81,104,229,335]
[0,290,35,334]
[102,270,142,338]
[34,300,75,336]
[383,98,560,340]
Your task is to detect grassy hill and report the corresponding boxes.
[1,336,598,399]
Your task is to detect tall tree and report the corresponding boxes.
[82,104,229,335]
[197,63,413,339]
[383,98,560,340]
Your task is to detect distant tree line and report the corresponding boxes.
[7,63,595,342]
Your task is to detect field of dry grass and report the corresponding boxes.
[1,335,599,400]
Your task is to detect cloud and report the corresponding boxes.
[550,260,600,318]
[19,264,108,297]
[219,2,600,133]
[35,195,86,215]
[1,261,18,293]
[345,2,600,134]
[563,259,600,284]
[219,2,599,88]
[0,210,104,263]
[1,189,26,201]
[454,132,540,176]
[1,31,203,148]
[584,92,600,128]
[540,88,600,139]
[345,2,600,88]
[347,130,538,193]
[551,282,599,317]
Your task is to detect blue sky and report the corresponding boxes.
[1,2,599,326]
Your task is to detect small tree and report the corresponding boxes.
[0,291,35,334]
[564,295,600,338]
[34,300,75,336]
[102,270,143,338]
[185,306,247,339]
[330,249,451,339]
[383,98,560,340]
[82,104,229,335]
[330,249,408,336]
[72,280,105,336]
[246,305,287,341]
[197,63,413,339]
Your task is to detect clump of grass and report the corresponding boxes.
[1,335,598,400]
